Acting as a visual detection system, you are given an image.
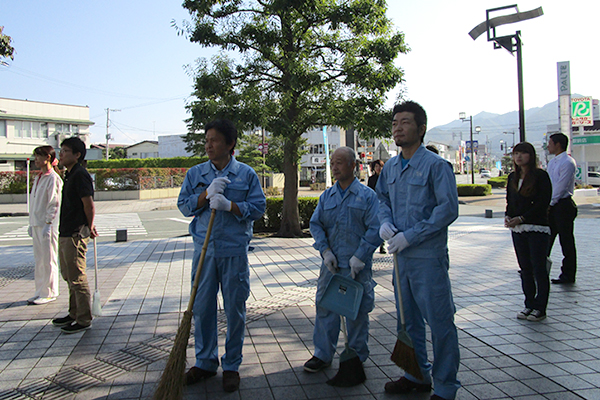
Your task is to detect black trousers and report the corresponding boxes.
[513,231,551,312]
[548,197,578,281]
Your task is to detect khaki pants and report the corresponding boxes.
[59,236,92,326]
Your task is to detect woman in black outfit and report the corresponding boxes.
[505,142,552,321]
[368,160,386,254]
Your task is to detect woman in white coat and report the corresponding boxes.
[28,146,63,305]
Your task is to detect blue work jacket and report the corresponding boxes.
[376,145,458,258]
[310,178,382,268]
[178,157,266,257]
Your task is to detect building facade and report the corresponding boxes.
[126,140,159,159]
[0,98,94,171]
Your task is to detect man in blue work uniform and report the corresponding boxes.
[304,147,381,386]
[377,101,460,400]
[177,119,266,393]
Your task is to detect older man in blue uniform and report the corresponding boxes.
[304,146,381,386]
[178,119,266,393]
[377,101,460,400]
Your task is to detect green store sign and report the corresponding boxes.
[572,135,600,145]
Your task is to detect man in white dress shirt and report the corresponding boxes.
[546,133,577,284]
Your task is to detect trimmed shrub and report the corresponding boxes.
[0,171,37,194]
[488,175,508,188]
[87,157,207,169]
[254,197,319,232]
[457,184,492,196]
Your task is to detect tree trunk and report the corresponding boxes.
[277,137,303,237]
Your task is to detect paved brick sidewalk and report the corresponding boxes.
[0,216,599,399]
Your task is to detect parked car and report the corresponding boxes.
[588,171,600,187]
[480,170,491,178]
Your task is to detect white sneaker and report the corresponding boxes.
[517,308,532,320]
[33,297,57,305]
[27,296,39,304]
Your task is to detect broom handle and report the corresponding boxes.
[340,314,349,347]
[93,237,98,292]
[393,253,407,329]
[186,209,217,312]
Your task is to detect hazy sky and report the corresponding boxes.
[2,0,599,145]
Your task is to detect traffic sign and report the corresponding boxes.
[257,143,269,154]
[572,97,593,126]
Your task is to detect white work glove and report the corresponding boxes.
[379,222,398,241]
[27,226,33,237]
[42,224,52,238]
[322,249,339,274]
[209,193,232,212]
[349,255,365,279]
[206,177,231,199]
[387,232,409,254]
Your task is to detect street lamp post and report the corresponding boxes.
[459,112,476,184]
[503,130,515,152]
[468,5,544,143]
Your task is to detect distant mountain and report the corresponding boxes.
[425,97,574,156]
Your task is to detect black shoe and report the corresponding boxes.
[185,367,217,386]
[384,377,431,394]
[551,278,575,284]
[61,323,91,334]
[222,370,240,392]
[303,356,331,373]
[52,315,75,327]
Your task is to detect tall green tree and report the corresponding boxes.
[180,0,408,237]
[0,26,15,66]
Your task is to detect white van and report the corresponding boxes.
[588,171,600,187]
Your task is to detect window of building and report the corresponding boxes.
[0,121,5,137]
[55,124,79,135]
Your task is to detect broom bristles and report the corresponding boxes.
[390,338,423,380]
[152,310,193,400]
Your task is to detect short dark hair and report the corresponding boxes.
[60,137,86,162]
[549,132,568,151]
[392,101,427,129]
[205,119,238,155]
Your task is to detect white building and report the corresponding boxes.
[0,98,94,171]
[158,134,193,158]
[299,126,346,184]
[126,140,159,159]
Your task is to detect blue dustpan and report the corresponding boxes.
[318,274,364,320]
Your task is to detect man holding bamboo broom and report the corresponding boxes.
[376,101,460,400]
[177,119,266,393]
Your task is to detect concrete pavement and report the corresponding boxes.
[1,193,600,399]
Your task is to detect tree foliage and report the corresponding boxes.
[180,0,408,236]
[0,26,15,65]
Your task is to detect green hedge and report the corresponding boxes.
[254,197,319,232]
[456,184,492,196]
[87,157,207,169]
[487,175,508,188]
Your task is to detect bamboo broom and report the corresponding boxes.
[390,253,423,380]
[152,209,216,400]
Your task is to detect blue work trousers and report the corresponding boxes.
[313,266,375,364]
[191,250,250,372]
[394,255,460,400]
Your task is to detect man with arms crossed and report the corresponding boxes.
[52,137,98,334]
[377,101,460,400]
[547,132,578,284]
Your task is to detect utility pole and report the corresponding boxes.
[105,108,121,160]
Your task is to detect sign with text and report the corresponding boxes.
[572,135,600,145]
[257,143,269,154]
[557,61,570,96]
[572,97,593,126]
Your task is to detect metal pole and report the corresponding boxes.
[470,116,474,184]
[515,32,526,143]
[262,127,266,189]
[105,108,110,161]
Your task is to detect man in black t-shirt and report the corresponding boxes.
[52,137,98,334]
